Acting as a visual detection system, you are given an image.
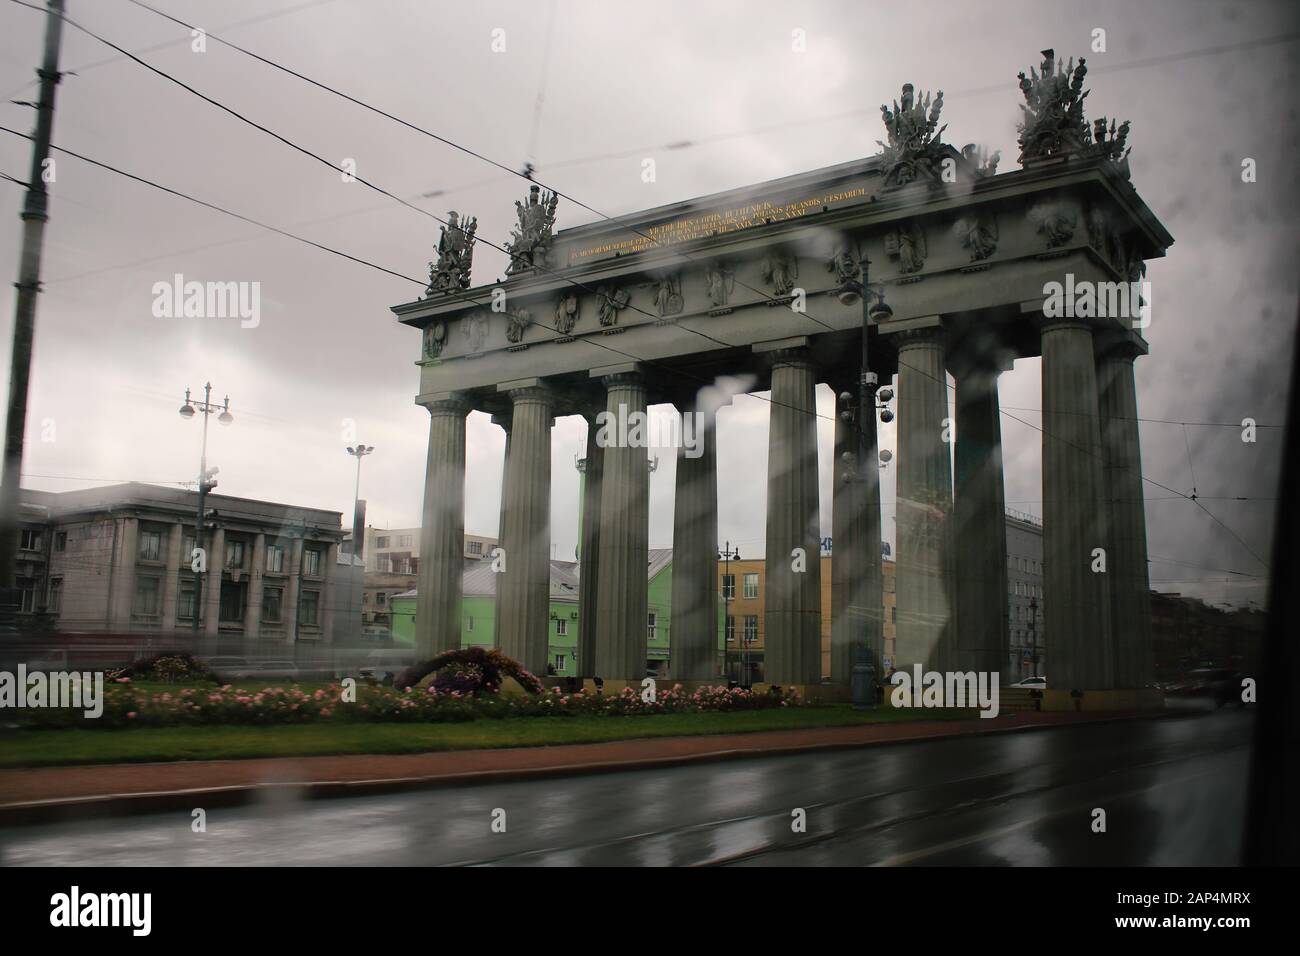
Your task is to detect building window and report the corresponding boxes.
[19,582,35,613]
[376,536,390,549]
[262,586,283,624]
[54,531,66,552]
[219,582,245,622]
[743,615,758,645]
[303,548,322,577]
[266,544,285,573]
[138,528,162,562]
[555,618,567,636]
[225,540,246,570]
[466,615,474,632]
[376,592,387,607]
[468,540,482,555]
[647,611,657,640]
[554,654,567,672]
[19,529,42,552]
[299,589,320,627]
[722,574,735,600]
[177,580,196,622]
[891,605,897,623]
[399,534,413,548]
[743,572,758,599]
[47,577,63,614]
[725,615,735,644]
[133,576,161,617]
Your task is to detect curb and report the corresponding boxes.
[0,710,1179,827]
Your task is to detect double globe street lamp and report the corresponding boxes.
[179,384,233,636]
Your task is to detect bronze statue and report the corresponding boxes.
[426,211,477,296]
[878,83,948,188]
[505,184,559,275]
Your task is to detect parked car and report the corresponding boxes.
[205,656,252,681]
[1010,675,1047,689]
[1164,668,1242,708]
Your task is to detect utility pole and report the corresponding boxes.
[179,384,233,639]
[0,0,66,624]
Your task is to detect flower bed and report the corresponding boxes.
[14,681,803,730]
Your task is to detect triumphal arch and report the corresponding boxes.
[391,50,1172,703]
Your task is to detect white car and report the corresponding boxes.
[1010,675,1047,689]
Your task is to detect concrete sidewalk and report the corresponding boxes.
[0,709,1169,825]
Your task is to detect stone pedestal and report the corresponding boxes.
[1097,340,1153,688]
[670,398,720,680]
[892,326,954,671]
[496,385,552,676]
[415,397,469,659]
[764,349,822,685]
[592,370,649,681]
[1040,318,1113,689]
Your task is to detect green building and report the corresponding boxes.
[389,548,723,677]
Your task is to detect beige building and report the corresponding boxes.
[15,483,355,649]
[359,527,496,632]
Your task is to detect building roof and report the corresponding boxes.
[21,482,342,531]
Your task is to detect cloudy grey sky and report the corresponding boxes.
[0,0,1295,608]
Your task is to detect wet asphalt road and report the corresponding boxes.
[0,707,1253,866]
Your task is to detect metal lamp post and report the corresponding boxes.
[346,444,374,561]
[179,384,232,638]
[718,541,740,683]
[840,250,894,709]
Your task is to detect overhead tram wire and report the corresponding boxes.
[17,0,1281,563]
[7,3,850,429]
[0,124,425,287]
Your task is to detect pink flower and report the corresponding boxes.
[126,711,137,718]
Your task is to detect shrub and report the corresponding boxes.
[109,652,214,684]
[395,647,544,697]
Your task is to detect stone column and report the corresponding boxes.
[110,517,140,628]
[1040,316,1114,689]
[592,369,649,681]
[245,532,266,640]
[953,362,1010,677]
[496,383,552,676]
[828,372,884,684]
[161,523,183,631]
[763,348,822,686]
[415,396,469,660]
[1097,339,1153,688]
[203,526,225,638]
[576,406,603,678]
[670,396,720,680]
[322,541,339,644]
[284,536,303,648]
[892,326,954,672]
[491,412,511,646]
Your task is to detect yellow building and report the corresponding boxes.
[717,556,897,682]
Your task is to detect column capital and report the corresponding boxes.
[421,393,471,416]
[597,370,646,389]
[499,379,555,406]
[889,325,947,350]
[1093,328,1149,363]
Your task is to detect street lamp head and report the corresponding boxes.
[879,408,895,424]
[178,403,195,419]
[878,387,894,403]
[869,299,894,323]
[217,410,233,425]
